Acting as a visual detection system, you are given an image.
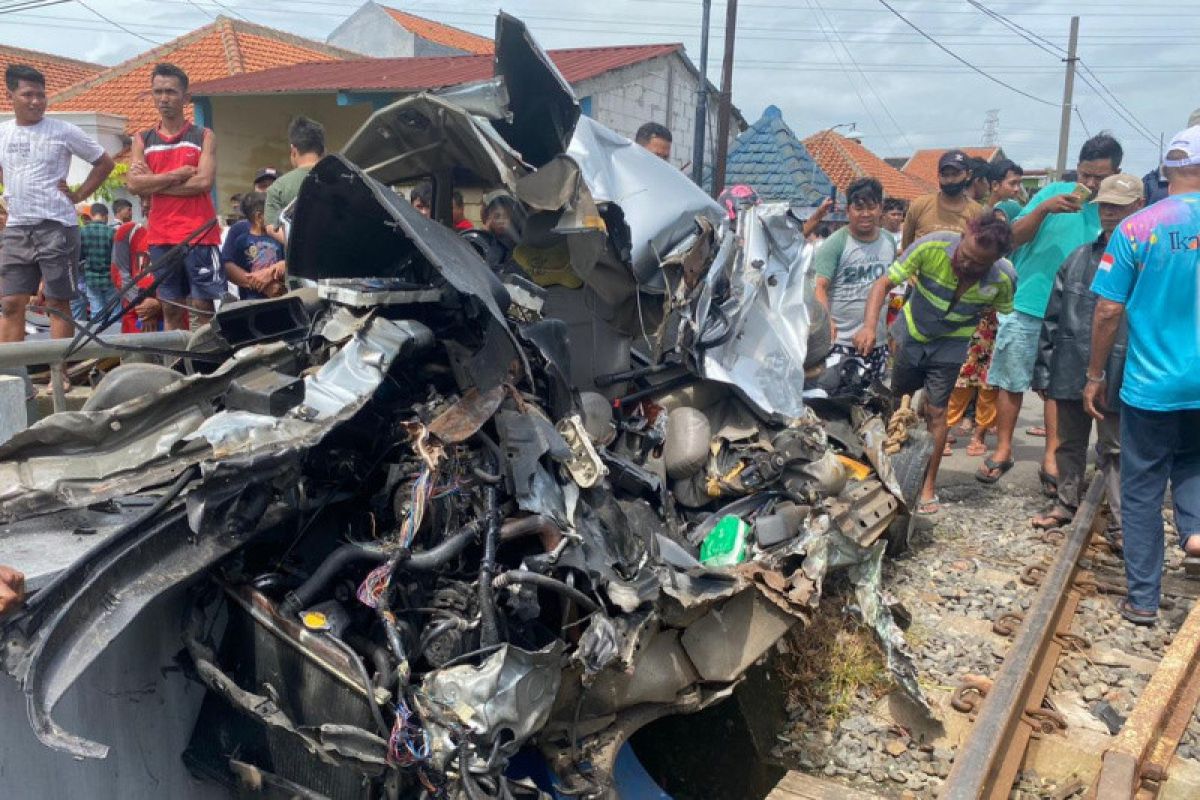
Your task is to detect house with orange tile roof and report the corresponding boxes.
[47,16,356,140]
[328,2,495,57]
[901,146,1006,187]
[803,129,934,201]
[0,44,102,113]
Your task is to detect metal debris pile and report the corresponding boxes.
[0,14,932,800]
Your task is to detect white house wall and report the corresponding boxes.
[572,53,733,173]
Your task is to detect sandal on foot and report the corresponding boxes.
[1118,598,1157,627]
[1037,467,1059,498]
[943,443,954,456]
[1031,506,1073,530]
[1027,426,1047,437]
[916,496,941,516]
[1184,556,1200,579]
[966,440,988,457]
[975,457,1014,484]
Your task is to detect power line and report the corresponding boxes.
[811,0,913,151]
[72,0,164,44]
[874,0,1057,107]
[966,1,1065,57]
[1076,60,1158,142]
[0,0,71,14]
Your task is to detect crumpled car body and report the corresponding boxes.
[0,13,931,800]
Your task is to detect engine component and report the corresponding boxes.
[663,406,712,479]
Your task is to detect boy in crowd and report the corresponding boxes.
[1030,173,1143,534]
[812,177,896,384]
[79,202,116,318]
[223,193,286,300]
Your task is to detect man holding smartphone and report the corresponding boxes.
[979,134,1122,485]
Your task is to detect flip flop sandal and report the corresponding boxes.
[966,440,988,457]
[1027,426,1047,437]
[975,457,1014,484]
[916,496,941,516]
[943,443,954,456]
[1031,507,1073,530]
[1037,467,1059,498]
[1118,598,1157,627]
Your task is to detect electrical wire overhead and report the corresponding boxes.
[875,0,1057,107]
[72,0,164,43]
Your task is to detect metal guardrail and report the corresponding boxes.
[0,331,191,413]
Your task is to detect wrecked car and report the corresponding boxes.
[0,14,932,800]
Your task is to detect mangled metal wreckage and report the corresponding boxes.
[0,15,931,800]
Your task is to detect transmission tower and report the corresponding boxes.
[982,109,1000,147]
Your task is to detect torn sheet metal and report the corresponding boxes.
[418,642,564,769]
[567,116,726,292]
[695,203,810,420]
[341,94,525,190]
[492,12,580,168]
[847,541,930,715]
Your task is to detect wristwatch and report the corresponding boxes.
[1086,371,1106,383]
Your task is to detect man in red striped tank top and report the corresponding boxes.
[126,63,222,331]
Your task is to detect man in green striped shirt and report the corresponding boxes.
[853,213,1017,515]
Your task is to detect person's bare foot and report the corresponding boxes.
[1185,534,1200,557]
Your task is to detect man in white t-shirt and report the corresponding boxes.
[0,64,114,342]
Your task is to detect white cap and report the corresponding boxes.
[1163,125,1200,168]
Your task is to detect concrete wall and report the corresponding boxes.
[206,94,374,208]
[573,53,734,175]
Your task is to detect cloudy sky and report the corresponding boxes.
[4,0,1193,174]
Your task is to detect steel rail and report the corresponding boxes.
[1093,594,1200,799]
[941,471,1107,799]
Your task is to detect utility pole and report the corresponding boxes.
[711,0,738,198]
[1055,15,1080,177]
[690,0,712,187]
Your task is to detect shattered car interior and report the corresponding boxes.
[0,14,933,800]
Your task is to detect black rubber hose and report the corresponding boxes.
[478,454,502,648]
[282,524,481,616]
[281,543,386,616]
[491,570,601,615]
[324,632,390,738]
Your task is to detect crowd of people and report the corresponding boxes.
[1,58,1197,628]
[806,125,1199,627]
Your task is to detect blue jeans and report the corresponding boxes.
[1121,405,1200,612]
[85,283,119,322]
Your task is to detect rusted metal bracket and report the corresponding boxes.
[941,472,1107,800]
[1092,590,1200,799]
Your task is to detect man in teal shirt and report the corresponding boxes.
[979,134,1122,484]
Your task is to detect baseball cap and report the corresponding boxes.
[1093,173,1143,205]
[254,167,278,183]
[1163,125,1200,168]
[938,149,969,172]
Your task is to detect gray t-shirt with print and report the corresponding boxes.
[812,226,896,346]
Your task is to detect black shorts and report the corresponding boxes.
[890,334,970,409]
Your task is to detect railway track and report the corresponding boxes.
[940,472,1200,800]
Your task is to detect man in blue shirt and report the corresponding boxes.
[980,135,1122,486]
[1084,125,1200,626]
